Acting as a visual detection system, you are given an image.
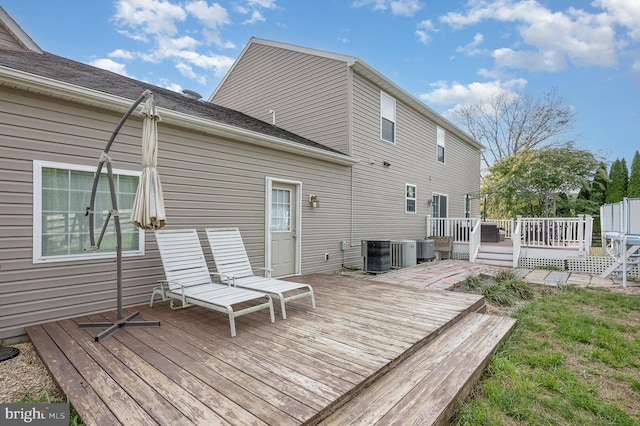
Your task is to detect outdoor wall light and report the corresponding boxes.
[309,194,319,208]
[383,161,391,167]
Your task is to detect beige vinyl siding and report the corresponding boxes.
[213,43,351,154]
[0,22,24,51]
[340,73,481,268]
[0,87,351,339]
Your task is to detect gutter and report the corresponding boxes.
[0,65,358,167]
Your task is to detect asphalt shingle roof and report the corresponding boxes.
[0,48,345,155]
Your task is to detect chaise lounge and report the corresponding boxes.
[151,229,275,337]
[205,227,316,319]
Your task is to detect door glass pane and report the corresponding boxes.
[271,188,291,232]
[440,195,448,218]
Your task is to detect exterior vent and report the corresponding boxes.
[182,89,203,100]
[391,240,417,269]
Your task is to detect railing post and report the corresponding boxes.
[426,215,431,238]
[578,214,584,256]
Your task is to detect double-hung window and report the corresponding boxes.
[437,126,445,163]
[381,92,396,143]
[406,184,417,213]
[33,160,144,263]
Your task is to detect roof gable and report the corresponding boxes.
[215,37,482,150]
[0,7,42,53]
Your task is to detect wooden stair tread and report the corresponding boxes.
[318,313,516,426]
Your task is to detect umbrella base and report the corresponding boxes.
[79,311,160,342]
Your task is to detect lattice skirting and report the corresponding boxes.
[515,256,639,277]
[518,257,567,270]
[453,252,469,260]
[567,256,639,277]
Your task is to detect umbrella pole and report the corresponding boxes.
[79,90,160,342]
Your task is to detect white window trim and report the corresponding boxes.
[436,126,445,164]
[33,160,144,263]
[405,183,417,214]
[380,91,396,144]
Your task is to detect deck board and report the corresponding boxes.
[27,273,493,426]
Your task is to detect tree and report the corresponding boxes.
[628,150,640,198]
[606,158,629,203]
[576,161,608,214]
[451,87,575,170]
[482,143,599,218]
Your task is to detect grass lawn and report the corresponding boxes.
[452,282,640,425]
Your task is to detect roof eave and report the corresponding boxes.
[0,65,357,167]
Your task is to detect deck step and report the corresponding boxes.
[475,256,513,267]
[318,313,516,425]
[475,245,513,267]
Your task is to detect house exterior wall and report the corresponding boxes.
[212,40,482,269]
[0,86,352,339]
[211,41,351,154]
[341,73,481,267]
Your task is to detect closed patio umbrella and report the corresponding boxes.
[79,90,161,341]
[130,95,166,230]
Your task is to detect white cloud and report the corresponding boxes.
[185,1,230,45]
[176,62,207,85]
[353,0,422,16]
[632,60,640,80]
[419,79,527,106]
[415,19,434,44]
[88,58,131,77]
[108,49,135,60]
[247,0,277,8]
[242,10,266,24]
[493,48,567,71]
[161,81,183,92]
[457,32,484,56]
[173,50,236,77]
[114,0,186,37]
[439,0,619,71]
[593,0,640,40]
[390,0,422,17]
[352,0,387,12]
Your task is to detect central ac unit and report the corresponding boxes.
[391,240,417,268]
[361,240,391,273]
[416,239,435,262]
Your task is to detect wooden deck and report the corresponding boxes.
[26,273,514,425]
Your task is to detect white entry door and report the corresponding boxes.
[269,182,298,277]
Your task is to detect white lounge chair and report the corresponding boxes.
[151,229,275,337]
[205,227,316,319]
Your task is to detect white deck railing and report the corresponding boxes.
[512,219,522,268]
[425,217,480,242]
[426,215,592,257]
[484,219,514,239]
[468,221,481,262]
[517,215,592,256]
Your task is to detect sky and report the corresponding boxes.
[3,0,639,167]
